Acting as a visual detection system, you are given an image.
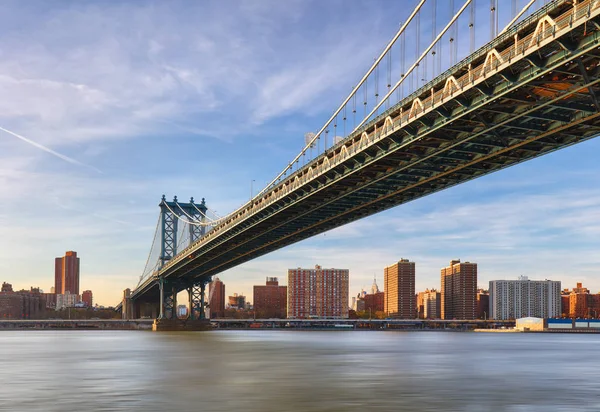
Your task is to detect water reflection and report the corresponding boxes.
[0,330,598,411]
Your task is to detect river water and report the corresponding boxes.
[0,330,598,411]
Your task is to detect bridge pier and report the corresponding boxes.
[152,318,211,331]
[158,277,177,320]
[122,289,134,320]
[152,277,211,330]
[187,278,210,320]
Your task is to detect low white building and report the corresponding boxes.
[489,276,561,320]
[515,317,545,331]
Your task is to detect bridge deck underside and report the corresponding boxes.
[133,3,600,299]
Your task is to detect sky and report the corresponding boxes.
[1,0,598,306]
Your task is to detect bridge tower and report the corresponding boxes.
[156,195,211,325]
[159,195,207,268]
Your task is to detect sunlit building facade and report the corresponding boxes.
[208,277,226,318]
[254,277,287,318]
[288,265,349,319]
[384,259,415,319]
[441,260,477,320]
[55,251,80,295]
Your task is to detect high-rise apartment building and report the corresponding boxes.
[489,276,561,320]
[82,290,93,307]
[441,260,477,320]
[287,265,349,319]
[55,251,80,295]
[384,259,415,318]
[208,277,225,318]
[422,289,441,319]
[254,277,287,318]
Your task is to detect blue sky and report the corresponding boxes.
[1,0,598,306]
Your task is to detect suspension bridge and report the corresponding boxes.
[118,0,600,329]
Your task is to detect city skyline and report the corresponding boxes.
[2,0,600,306]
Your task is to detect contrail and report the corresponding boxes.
[0,125,102,173]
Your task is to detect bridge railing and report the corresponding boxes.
[153,0,599,283]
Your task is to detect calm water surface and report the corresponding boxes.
[0,330,599,411]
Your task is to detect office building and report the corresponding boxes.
[82,290,93,307]
[489,276,561,320]
[288,265,349,319]
[384,259,415,318]
[208,277,225,318]
[441,260,477,320]
[55,251,80,295]
[253,277,287,318]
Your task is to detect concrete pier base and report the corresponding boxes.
[152,318,212,332]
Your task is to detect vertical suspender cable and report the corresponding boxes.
[343,105,347,137]
[450,0,456,65]
[490,0,496,40]
[352,94,357,129]
[364,81,368,119]
[375,60,379,113]
[431,0,437,79]
[415,9,420,91]
[385,49,392,110]
[495,0,499,37]
[400,30,406,99]
[469,0,475,53]
[422,5,427,83]
[354,0,472,132]
[432,0,438,77]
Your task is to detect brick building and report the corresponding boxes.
[477,289,490,319]
[566,283,600,318]
[384,259,415,319]
[358,278,384,314]
[208,277,225,318]
[0,284,46,319]
[82,290,93,307]
[288,265,349,319]
[561,291,570,317]
[441,260,477,320]
[253,277,287,318]
[55,251,80,295]
[363,292,385,313]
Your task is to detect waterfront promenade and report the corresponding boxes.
[0,319,153,330]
